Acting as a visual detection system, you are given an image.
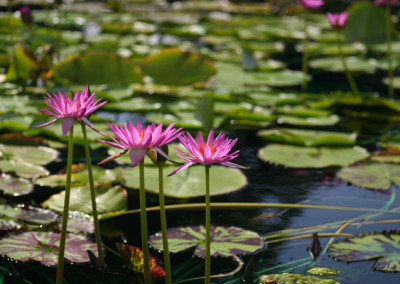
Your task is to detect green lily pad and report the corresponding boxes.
[53,50,143,86]
[116,243,165,277]
[42,184,127,215]
[0,144,58,165]
[258,144,369,168]
[150,225,264,257]
[337,162,400,190]
[278,114,339,126]
[0,231,97,266]
[0,160,49,179]
[309,56,377,73]
[0,174,34,196]
[124,165,247,199]
[102,97,162,112]
[141,48,216,86]
[6,44,37,83]
[259,273,340,284]
[329,231,400,272]
[257,128,356,147]
[35,164,123,188]
[245,70,304,87]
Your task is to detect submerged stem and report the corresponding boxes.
[139,159,151,283]
[158,165,172,284]
[56,126,74,284]
[386,2,393,96]
[336,30,359,95]
[81,123,104,267]
[205,165,211,284]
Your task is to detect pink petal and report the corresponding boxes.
[129,148,147,167]
[221,161,249,169]
[168,162,194,176]
[62,117,76,136]
[97,149,128,165]
[35,118,58,128]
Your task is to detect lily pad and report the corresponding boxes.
[53,50,143,86]
[150,225,264,257]
[329,231,400,272]
[309,56,377,73]
[0,160,49,179]
[245,70,304,87]
[141,48,216,86]
[6,44,37,82]
[257,128,356,147]
[278,114,339,126]
[258,144,369,168]
[42,184,127,215]
[0,231,97,266]
[0,174,34,196]
[259,273,340,284]
[36,164,123,188]
[0,144,58,165]
[124,165,247,199]
[337,162,400,190]
[116,243,165,277]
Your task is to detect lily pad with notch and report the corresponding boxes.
[0,174,34,196]
[0,144,58,165]
[150,225,264,257]
[0,160,49,179]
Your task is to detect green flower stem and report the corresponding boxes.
[386,2,394,96]
[81,123,104,267]
[336,30,359,96]
[302,13,309,91]
[205,165,211,284]
[158,165,172,284]
[139,159,151,283]
[56,126,74,284]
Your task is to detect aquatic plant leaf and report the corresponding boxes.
[257,128,356,147]
[0,231,97,266]
[5,44,37,82]
[116,243,165,276]
[309,56,377,72]
[0,144,58,165]
[257,144,369,168]
[0,160,49,179]
[53,51,143,86]
[124,165,247,198]
[141,48,216,85]
[329,231,400,272]
[65,212,94,235]
[36,164,123,188]
[42,184,127,215]
[259,272,340,284]
[337,162,400,190]
[278,114,339,126]
[344,2,393,44]
[150,225,264,257]
[0,174,34,196]
[245,70,304,87]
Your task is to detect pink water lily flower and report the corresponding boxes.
[35,86,107,136]
[169,130,247,176]
[98,121,182,167]
[19,6,33,26]
[297,0,324,10]
[327,12,349,31]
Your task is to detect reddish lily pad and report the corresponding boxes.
[0,231,98,266]
[337,162,400,190]
[65,212,94,235]
[116,243,165,277]
[329,231,400,272]
[150,225,264,257]
[259,273,340,284]
[0,174,34,196]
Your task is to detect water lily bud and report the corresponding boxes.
[19,6,33,26]
[147,145,168,166]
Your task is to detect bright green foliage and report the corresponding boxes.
[6,44,37,82]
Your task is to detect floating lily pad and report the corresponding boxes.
[259,273,340,284]
[0,144,58,165]
[309,56,377,73]
[258,144,369,168]
[0,160,49,179]
[0,231,97,266]
[65,212,94,235]
[36,164,123,188]
[141,48,216,86]
[245,70,304,87]
[278,114,339,126]
[53,51,143,86]
[124,165,247,199]
[0,174,34,196]
[6,44,37,82]
[42,184,127,215]
[337,162,400,190]
[116,243,165,277]
[329,231,400,272]
[150,225,264,257]
[0,199,58,231]
[257,128,356,147]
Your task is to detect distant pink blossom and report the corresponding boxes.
[374,0,396,5]
[297,0,324,10]
[327,12,349,31]
[19,6,33,26]
[36,86,107,136]
[98,122,182,167]
[169,130,247,176]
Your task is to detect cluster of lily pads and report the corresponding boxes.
[0,0,400,283]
